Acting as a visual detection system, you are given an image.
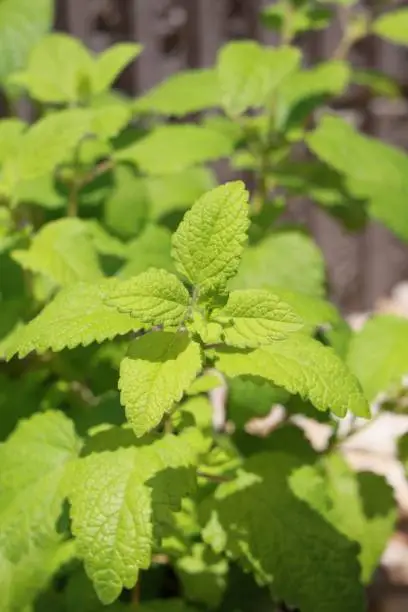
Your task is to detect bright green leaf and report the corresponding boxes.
[105,268,190,327]
[12,218,102,287]
[217,41,300,116]
[216,333,369,418]
[120,331,202,436]
[114,124,235,175]
[213,289,303,347]
[92,43,143,95]
[172,181,249,294]
[373,8,408,46]
[134,69,220,116]
[6,280,141,359]
[120,225,175,279]
[69,430,203,603]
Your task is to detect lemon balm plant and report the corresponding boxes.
[2,1,408,610]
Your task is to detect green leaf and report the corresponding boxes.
[134,69,220,116]
[347,315,408,401]
[104,166,149,239]
[2,109,91,192]
[213,289,303,347]
[12,218,102,287]
[217,41,300,116]
[352,68,401,99]
[0,411,80,562]
[373,8,408,46]
[119,225,175,279]
[268,288,341,332]
[114,124,234,175]
[291,453,396,583]
[0,119,26,164]
[6,280,141,359]
[120,331,202,436]
[232,230,325,297]
[216,333,369,418]
[201,452,365,612]
[276,61,350,132]
[90,104,131,141]
[92,43,143,95]
[227,376,289,428]
[69,430,204,603]
[105,268,190,327]
[11,33,92,103]
[0,0,53,83]
[172,181,249,294]
[307,114,408,241]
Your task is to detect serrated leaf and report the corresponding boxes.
[92,43,143,95]
[0,0,53,83]
[232,230,325,297]
[119,331,202,436]
[267,288,341,332]
[114,124,234,175]
[69,430,203,603]
[217,41,300,116]
[373,8,408,46]
[6,280,141,359]
[120,225,175,279]
[216,333,369,418]
[291,453,396,583]
[172,181,249,294]
[347,315,408,401]
[307,114,408,241]
[105,268,190,327]
[0,411,80,563]
[12,218,102,287]
[135,69,220,116]
[213,289,303,347]
[201,452,365,612]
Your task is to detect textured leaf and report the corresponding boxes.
[217,41,300,116]
[373,8,408,46]
[135,69,220,116]
[69,430,203,603]
[120,331,202,436]
[291,453,396,583]
[216,333,369,418]
[120,225,175,279]
[0,0,53,83]
[347,315,408,401]
[307,114,408,241]
[172,181,249,294]
[11,33,92,103]
[6,280,141,359]
[105,268,190,327]
[268,288,341,332]
[202,452,365,612]
[114,125,234,175]
[93,43,143,95]
[232,230,325,297]
[12,218,102,287]
[213,289,303,347]
[0,411,80,563]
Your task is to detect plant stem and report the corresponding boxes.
[197,470,232,483]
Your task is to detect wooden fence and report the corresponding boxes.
[52,0,408,312]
